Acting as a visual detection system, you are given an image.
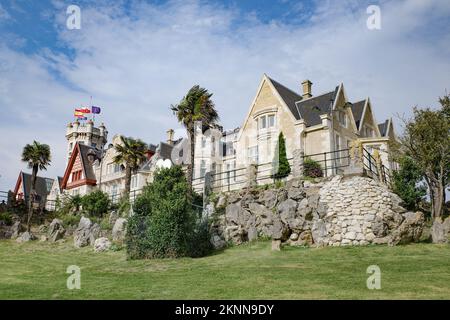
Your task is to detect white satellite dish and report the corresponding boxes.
[156,158,172,169]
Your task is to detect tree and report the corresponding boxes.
[21,141,51,231]
[126,166,211,259]
[81,190,110,217]
[171,85,219,196]
[400,95,450,218]
[113,136,148,199]
[391,155,426,211]
[273,132,291,180]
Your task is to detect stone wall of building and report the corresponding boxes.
[208,175,425,249]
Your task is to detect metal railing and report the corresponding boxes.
[303,148,350,177]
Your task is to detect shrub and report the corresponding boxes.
[272,132,291,180]
[392,155,427,211]
[303,157,323,178]
[81,190,110,217]
[0,212,13,226]
[126,166,212,259]
[59,214,80,227]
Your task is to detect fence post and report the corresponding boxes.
[292,149,304,178]
[323,152,327,177]
[247,164,257,188]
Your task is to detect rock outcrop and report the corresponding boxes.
[48,219,66,242]
[74,216,100,248]
[94,237,112,252]
[208,175,425,249]
[431,217,450,243]
[112,218,127,242]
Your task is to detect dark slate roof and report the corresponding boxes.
[21,172,53,199]
[269,77,303,120]
[351,100,366,129]
[294,87,339,126]
[378,119,389,137]
[78,143,102,180]
[268,76,340,127]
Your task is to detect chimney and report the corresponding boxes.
[166,129,174,145]
[301,80,313,99]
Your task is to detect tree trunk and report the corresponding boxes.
[186,128,195,198]
[430,182,444,218]
[124,165,132,200]
[26,165,38,232]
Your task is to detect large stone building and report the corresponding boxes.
[192,74,398,192]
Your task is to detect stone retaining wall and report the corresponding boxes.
[208,175,425,249]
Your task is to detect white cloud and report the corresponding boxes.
[0,0,449,191]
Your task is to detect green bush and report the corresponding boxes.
[81,190,110,217]
[59,214,80,227]
[273,132,291,180]
[392,156,427,211]
[303,157,323,178]
[126,166,212,259]
[0,212,13,226]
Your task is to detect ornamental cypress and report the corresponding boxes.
[273,132,291,180]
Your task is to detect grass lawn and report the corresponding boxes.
[0,239,449,299]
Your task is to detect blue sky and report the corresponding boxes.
[0,0,449,191]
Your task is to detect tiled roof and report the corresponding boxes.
[378,119,389,137]
[20,172,53,200]
[268,76,339,127]
[351,100,366,130]
[295,88,338,126]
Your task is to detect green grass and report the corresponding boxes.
[0,240,449,299]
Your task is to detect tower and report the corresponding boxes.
[65,120,108,164]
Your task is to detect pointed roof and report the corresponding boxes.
[378,119,389,137]
[61,142,101,189]
[295,87,339,126]
[13,171,53,199]
[351,100,366,130]
[267,76,340,127]
[268,77,303,120]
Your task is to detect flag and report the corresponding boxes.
[74,111,84,116]
[91,106,101,114]
[75,107,90,113]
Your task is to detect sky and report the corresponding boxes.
[0,0,449,191]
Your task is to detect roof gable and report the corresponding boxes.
[351,100,366,130]
[13,171,53,198]
[61,143,99,189]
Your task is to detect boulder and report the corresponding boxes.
[112,218,127,242]
[16,231,36,243]
[210,234,226,250]
[262,190,277,208]
[48,218,66,242]
[90,223,101,245]
[224,225,246,245]
[74,216,94,248]
[271,219,289,241]
[11,221,24,239]
[108,211,119,226]
[247,225,258,241]
[94,237,112,252]
[311,219,328,246]
[431,217,450,243]
[38,225,48,233]
[39,235,48,242]
[389,211,425,245]
[225,203,243,225]
[277,199,298,223]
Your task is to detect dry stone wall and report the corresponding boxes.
[208,175,425,249]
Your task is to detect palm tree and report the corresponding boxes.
[21,141,51,231]
[113,136,148,199]
[171,85,219,194]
